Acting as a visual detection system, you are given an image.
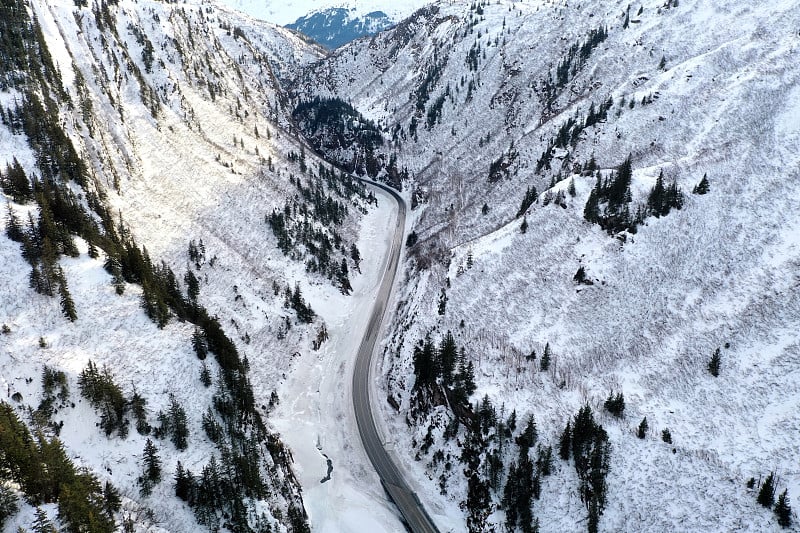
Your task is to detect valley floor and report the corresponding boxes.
[273,186,406,533]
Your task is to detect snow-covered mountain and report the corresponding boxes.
[0,0,386,531]
[287,8,394,49]
[222,0,430,26]
[292,0,800,530]
[3,0,800,532]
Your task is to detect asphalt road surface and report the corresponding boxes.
[352,179,440,533]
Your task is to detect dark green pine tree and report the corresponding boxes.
[184,269,199,300]
[168,396,188,451]
[775,489,792,528]
[465,473,491,532]
[637,417,648,439]
[693,173,710,195]
[502,462,520,531]
[559,420,572,460]
[414,336,436,388]
[439,331,458,384]
[662,428,672,443]
[0,483,19,530]
[338,258,352,295]
[130,389,151,435]
[5,203,24,242]
[103,481,121,516]
[647,170,666,217]
[757,472,776,508]
[583,177,601,223]
[604,391,625,417]
[2,159,33,203]
[540,343,551,372]
[517,186,538,217]
[174,461,195,504]
[516,415,538,453]
[200,362,212,387]
[139,438,162,496]
[31,507,57,533]
[192,328,208,360]
[708,347,721,377]
[57,268,77,322]
[609,156,633,210]
[350,244,361,272]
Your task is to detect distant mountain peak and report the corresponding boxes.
[287,7,394,49]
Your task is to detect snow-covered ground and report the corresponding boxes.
[4,0,800,531]
[273,186,406,533]
[0,0,384,530]
[294,0,800,529]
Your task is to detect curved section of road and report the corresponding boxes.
[352,179,440,533]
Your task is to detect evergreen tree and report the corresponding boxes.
[184,269,199,300]
[130,388,151,435]
[574,266,589,284]
[520,216,528,234]
[775,489,792,528]
[693,173,710,195]
[708,347,721,377]
[57,268,77,321]
[537,445,554,477]
[200,362,212,387]
[167,395,188,451]
[517,186,538,217]
[5,203,24,242]
[139,438,162,496]
[559,421,572,460]
[174,461,195,504]
[412,336,437,391]
[647,170,666,217]
[192,328,208,360]
[661,428,672,443]
[31,507,57,533]
[350,244,361,272]
[604,391,625,417]
[338,258,352,295]
[437,288,447,315]
[540,343,551,372]
[103,481,121,516]
[637,417,648,439]
[757,472,776,508]
[439,331,458,383]
[0,483,17,530]
[516,415,538,453]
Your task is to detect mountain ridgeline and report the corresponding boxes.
[287,8,394,49]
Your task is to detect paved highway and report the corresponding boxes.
[352,179,440,533]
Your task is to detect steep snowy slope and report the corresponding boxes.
[293,0,800,531]
[0,0,380,531]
